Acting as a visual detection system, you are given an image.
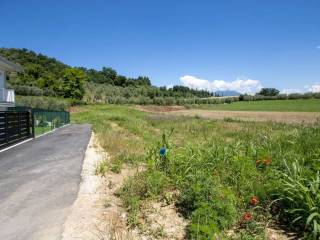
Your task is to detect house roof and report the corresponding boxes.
[0,55,23,72]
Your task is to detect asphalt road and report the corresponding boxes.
[0,124,91,240]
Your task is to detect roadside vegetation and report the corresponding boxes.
[72,105,320,239]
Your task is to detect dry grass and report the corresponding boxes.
[138,106,320,124]
[135,105,186,113]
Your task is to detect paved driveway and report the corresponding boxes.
[0,124,91,240]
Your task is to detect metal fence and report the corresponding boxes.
[0,108,70,150]
[32,109,70,136]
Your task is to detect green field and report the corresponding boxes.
[72,105,320,239]
[195,99,320,112]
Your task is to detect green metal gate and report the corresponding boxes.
[32,109,70,136]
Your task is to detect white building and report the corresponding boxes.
[0,56,23,110]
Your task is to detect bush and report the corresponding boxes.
[14,85,44,96]
[16,95,70,110]
[288,93,303,99]
[179,177,237,238]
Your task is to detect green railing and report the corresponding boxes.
[32,109,70,136]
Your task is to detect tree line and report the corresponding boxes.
[240,87,320,100]
[1,48,319,110]
[0,48,212,101]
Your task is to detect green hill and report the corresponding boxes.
[0,48,213,103]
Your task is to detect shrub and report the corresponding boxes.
[14,85,44,96]
[16,95,70,110]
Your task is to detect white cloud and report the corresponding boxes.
[307,84,320,93]
[281,84,320,94]
[280,88,305,94]
[180,75,262,94]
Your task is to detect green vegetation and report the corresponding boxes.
[72,105,320,239]
[16,96,71,111]
[193,99,320,112]
[258,88,280,96]
[0,48,87,100]
[2,48,320,109]
[34,126,52,136]
[0,48,213,104]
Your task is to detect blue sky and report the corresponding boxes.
[1,0,320,93]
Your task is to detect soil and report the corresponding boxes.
[61,132,138,239]
[69,106,88,113]
[137,200,188,240]
[136,105,186,113]
[266,227,299,240]
[137,106,320,124]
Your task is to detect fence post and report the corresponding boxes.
[51,111,53,130]
[31,110,35,138]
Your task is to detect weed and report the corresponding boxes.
[72,105,320,238]
[275,160,320,239]
[95,160,109,176]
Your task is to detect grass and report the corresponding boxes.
[35,126,52,136]
[192,99,320,112]
[72,104,320,239]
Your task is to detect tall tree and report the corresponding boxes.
[62,68,87,99]
[114,75,127,86]
[258,88,280,96]
[101,67,117,84]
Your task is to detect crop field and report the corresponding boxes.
[72,105,320,239]
[192,99,320,112]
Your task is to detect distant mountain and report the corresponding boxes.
[214,90,241,96]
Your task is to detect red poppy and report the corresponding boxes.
[255,160,261,165]
[242,212,253,222]
[250,196,259,206]
[263,159,271,165]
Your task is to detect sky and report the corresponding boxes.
[1,0,320,94]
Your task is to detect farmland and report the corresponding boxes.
[72,104,320,239]
[192,99,320,112]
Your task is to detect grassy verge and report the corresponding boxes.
[189,99,320,112]
[72,104,320,239]
[35,126,52,136]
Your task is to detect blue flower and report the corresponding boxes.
[159,147,167,156]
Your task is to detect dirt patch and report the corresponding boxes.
[137,200,188,240]
[61,133,137,239]
[136,105,186,113]
[140,107,320,124]
[69,106,88,113]
[266,227,299,240]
